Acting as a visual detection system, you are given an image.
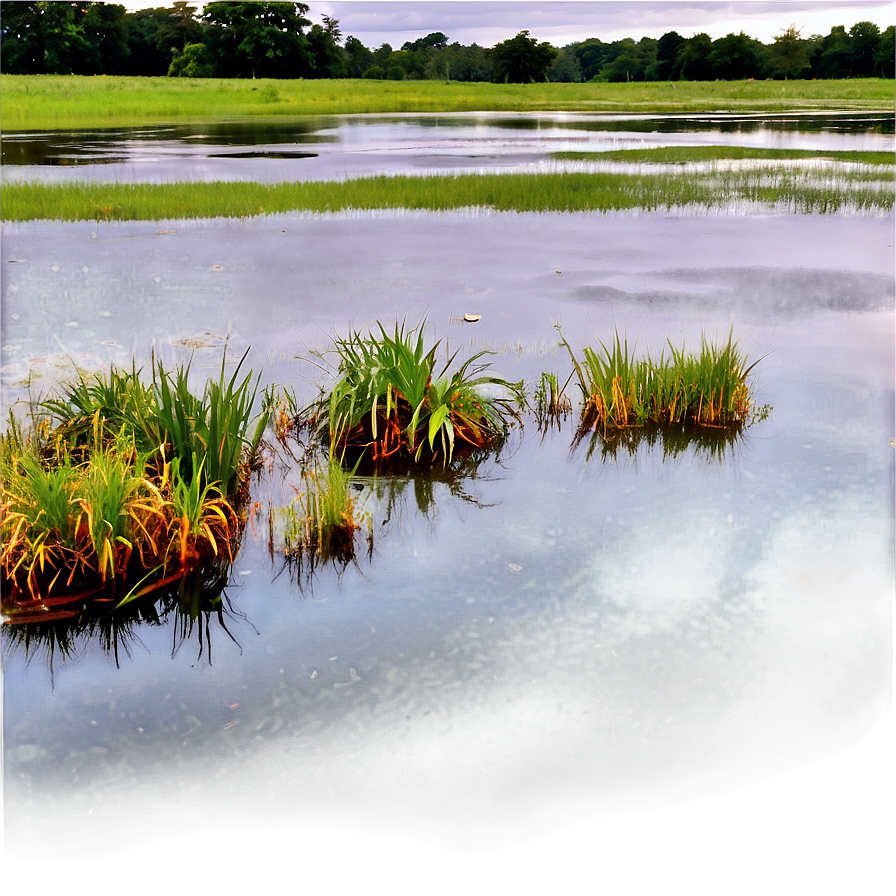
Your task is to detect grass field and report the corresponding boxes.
[2,75,894,130]
[551,146,895,165]
[3,162,891,222]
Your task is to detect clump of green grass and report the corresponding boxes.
[1,353,270,620]
[303,320,523,467]
[531,371,572,431]
[279,455,371,566]
[556,324,762,436]
[43,349,271,496]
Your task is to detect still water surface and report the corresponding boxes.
[1,114,894,886]
[2,111,893,183]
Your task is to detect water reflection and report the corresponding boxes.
[574,419,757,466]
[3,112,891,183]
[2,562,250,683]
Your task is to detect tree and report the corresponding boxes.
[490,30,557,83]
[307,16,347,78]
[598,36,657,82]
[812,25,851,78]
[202,2,312,78]
[548,47,584,82]
[650,31,685,80]
[80,3,130,75]
[766,24,811,79]
[873,25,895,77]
[708,32,764,80]
[402,32,448,52]
[125,8,178,75]
[570,37,609,81]
[674,33,713,80]
[168,41,216,76]
[0,2,45,73]
[848,21,881,77]
[343,35,373,78]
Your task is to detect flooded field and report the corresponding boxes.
[2,114,894,890]
[2,111,893,184]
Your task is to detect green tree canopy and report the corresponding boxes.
[766,24,812,79]
[490,30,557,83]
[708,32,765,79]
[202,1,312,78]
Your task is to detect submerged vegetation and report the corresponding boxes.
[4,156,892,223]
[1,319,769,626]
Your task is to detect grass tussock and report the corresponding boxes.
[3,76,892,130]
[278,455,371,568]
[1,354,270,621]
[302,320,523,468]
[4,164,890,222]
[556,324,762,436]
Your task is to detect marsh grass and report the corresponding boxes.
[43,349,270,495]
[1,354,270,618]
[3,76,892,130]
[531,371,573,432]
[551,146,895,166]
[279,454,371,565]
[557,324,761,436]
[5,163,890,222]
[304,320,523,467]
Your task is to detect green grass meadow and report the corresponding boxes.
[2,75,894,130]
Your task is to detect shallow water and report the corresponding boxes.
[2,111,893,184]
[2,210,893,873]
[2,109,895,885]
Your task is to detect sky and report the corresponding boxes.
[121,1,896,48]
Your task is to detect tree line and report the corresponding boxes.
[1,1,893,81]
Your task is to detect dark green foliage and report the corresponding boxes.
[167,42,216,78]
[201,1,313,78]
[490,30,557,83]
[766,25,812,80]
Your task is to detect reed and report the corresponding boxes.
[3,75,892,130]
[43,350,270,496]
[303,320,523,466]
[556,324,762,435]
[1,354,269,617]
[531,371,573,431]
[280,454,369,564]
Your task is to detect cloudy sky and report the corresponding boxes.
[121,2,895,47]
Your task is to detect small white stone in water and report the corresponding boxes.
[51,265,59,271]
[11,314,19,320]
[727,514,733,523]
[82,266,89,273]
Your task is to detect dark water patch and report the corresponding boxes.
[207,150,317,160]
[571,267,895,320]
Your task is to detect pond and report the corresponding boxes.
[2,113,894,888]
[2,111,893,183]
